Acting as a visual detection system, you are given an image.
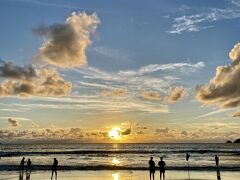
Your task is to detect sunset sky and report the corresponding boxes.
[1,0,240,143]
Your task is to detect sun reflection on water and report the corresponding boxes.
[112,158,120,165]
[112,173,119,180]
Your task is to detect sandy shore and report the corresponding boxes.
[0,170,240,180]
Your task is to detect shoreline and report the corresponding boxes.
[0,170,240,180]
[0,165,240,171]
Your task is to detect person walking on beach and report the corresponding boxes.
[149,157,155,180]
[51,158,58,179]
[215,155,219,167]
[20,157,26,173]
[26,159,32,172]
[158,157,166,180]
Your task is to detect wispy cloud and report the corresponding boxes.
[169,1,240,34]
[118,62,205,76]
[93,46,133,63]
[194,109,234,119]
[10,0,77,9]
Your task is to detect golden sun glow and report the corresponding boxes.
[108,127,122,140]
[112,158,121,165]
[112,173,119,180]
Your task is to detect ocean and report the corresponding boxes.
[0,143,240,171]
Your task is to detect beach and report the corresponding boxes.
[0,170,240,180]
[1,143,240,179]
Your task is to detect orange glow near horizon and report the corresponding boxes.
[108,127,122,140]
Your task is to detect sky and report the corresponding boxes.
[0,0,240,143]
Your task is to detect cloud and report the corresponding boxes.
[0,65,72,97]
[34,12,100,68]
[14,0,77,9]
[0,61,36,80]
[140,91,161,100]
[100,88,128,98]
[118,62,205,76]
[169,1,240,34]
[181,130,188,136]
[233,111,240,117]
[121,128,131,135]
[0,80,35,97]
[8,118,21,127]
[31,121,40,128]
[155,127,176,138]
[36,68,72,96]
[194,109,233,119]
[164,86,188,104]
[196,43,240,108]
[155,127,170,134]
[93,46,132,63]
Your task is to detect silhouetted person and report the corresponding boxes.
[51,158,58,179]
[20,157,26,173]
[149,157,155,180]
[158,157,166,180]
[26,159,32,172]
[186,153,190,161]
[215,155,219,167]
[186,153,190,180]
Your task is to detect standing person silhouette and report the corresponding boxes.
[215,155,219,167]
[26,159,32,172]
[148,157,155,180]
[186,153,190,180]
[158,157,166,180]
[186,153,190,162]
[51,158,58,179]
[20,157,26,173]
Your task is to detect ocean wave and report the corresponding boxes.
[0,165,240,171]
[1,150,240,157]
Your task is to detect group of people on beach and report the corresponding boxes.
[148,153,220,180]
[19,157,58,179]
[149,156,166,180]
[18,153,220,180]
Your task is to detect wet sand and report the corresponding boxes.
[0,170,240,180]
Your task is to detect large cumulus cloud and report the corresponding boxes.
[196,43,240,109]
[0,61,36,80]
[0,12,99,97]
[34,12,100,68]
[0,63,72,97]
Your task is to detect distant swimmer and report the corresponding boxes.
[149,157,155,180]
[186,153,191,180]
[158,157,166,180]
[51,158,58,179]
[215,155,219,167]
[186,153,190,161]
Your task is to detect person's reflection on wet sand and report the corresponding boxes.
[26,171,31,180]
[19,171,23,180]
[216,168,221,180]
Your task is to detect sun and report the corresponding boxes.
[108,127,122,140]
